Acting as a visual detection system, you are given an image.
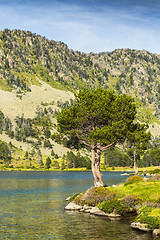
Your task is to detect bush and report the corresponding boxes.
[98,198,130,215]
[148,169,160,175]
[74,187,116,206]
[135,206,160,229]
[124,175,144,186]
[68,193,81,203]
[122,195,142,207]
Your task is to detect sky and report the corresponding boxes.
[0,0,160,53]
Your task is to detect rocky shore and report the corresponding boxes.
[65,195,160,238]
[65,176,160,238]
[65,201,121,219]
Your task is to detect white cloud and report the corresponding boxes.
[0,1,160,53]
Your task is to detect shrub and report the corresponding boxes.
[148,169,160,175]
[122,195,142,207]
[68,193,81,203]
[74,187,116,206]
[139,216,159,229]
[124,175,144,186]
[98,198,130,215]
[135,206,160,229]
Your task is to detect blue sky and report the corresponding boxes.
[0,0,160,53]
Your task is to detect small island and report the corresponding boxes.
[65,175,160,238]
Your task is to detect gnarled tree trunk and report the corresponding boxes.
[91,145,104,187]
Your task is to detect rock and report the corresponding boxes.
[108,212,121,218]
[66,196,71,201]
[153,229,160,237]
[94,211,109,217]
[84,209,91,213]
[65,202,82,210]
[90,207,101,214]
[83,205,92,210]
[90,207,109,217]
[79,209,85,212]
[131,222,152,232]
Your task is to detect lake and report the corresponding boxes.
[0,171,153,240]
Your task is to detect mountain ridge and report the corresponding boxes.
[0,29,159,157]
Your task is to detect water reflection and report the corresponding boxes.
[0,171,153,240]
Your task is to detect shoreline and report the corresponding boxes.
[65,177,160,237]
[0,165,159,173]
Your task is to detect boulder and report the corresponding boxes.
[65,202,82,210]
[131,222,152,232]
[90,207,101,214]
[153,229,160,237]
[90,207,109,216]
[83,205,92,210]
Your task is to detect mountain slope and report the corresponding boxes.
[0,29,159,158]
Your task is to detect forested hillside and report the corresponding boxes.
[0,29,159,122]
[0,29,159,169]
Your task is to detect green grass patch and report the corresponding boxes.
[109,180,160,203]
[68,193,81,203]
[108,76,118,89]
[135,206,160,229]
[98,198,130,215]
[0,78,11,91]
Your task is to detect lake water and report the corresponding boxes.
[0,171,153,240]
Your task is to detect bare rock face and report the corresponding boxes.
[65,202,82,210]
[131,222,152,232]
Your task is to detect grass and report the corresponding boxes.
[0,78,11,91]
[71,176,160,230]
[135,206,160,229]
[107,76,118,89]
[109,180,160,202]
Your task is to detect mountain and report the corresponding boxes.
[0,29,159,158]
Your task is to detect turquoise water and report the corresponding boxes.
[0,171,153,240]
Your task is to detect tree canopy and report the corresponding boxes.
[56,88,148,186]
[57,88,136,146]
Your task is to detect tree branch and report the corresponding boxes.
[79,139,92,148]
[75,132,92,148]
[101,142,117,151]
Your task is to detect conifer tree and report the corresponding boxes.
[56,88,140,186]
